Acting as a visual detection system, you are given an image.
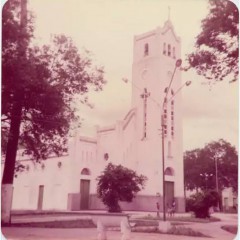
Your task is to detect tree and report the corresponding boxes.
[184,139,238,193]
[184,148,202,191]
[2,0,105,224]
[97,163,147,212]
[187,0,239,82]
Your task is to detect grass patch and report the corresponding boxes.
[221,225,238,234]
[167,226,211,237]
[131,226,210,238]
[138,214,220,223]
[9,219,96,228]
[130,219,188,227]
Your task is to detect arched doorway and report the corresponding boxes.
[80,168,91,210]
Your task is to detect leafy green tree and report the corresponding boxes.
[184,139,238,192]
[2,0,105,182]
[187,0,239,82]
[97,163,147,212]
[184,149,202,191]
[1,0,105,223]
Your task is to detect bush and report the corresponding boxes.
[186,190,219,218]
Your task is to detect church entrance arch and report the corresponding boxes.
[80,168,91,210]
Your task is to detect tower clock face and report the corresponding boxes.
[141,69,148,80]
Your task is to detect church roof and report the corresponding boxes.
[134,19,181,43]
[159,20,181,43]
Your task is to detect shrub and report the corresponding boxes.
[186,190,219,218]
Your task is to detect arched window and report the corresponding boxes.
[144,43,149,56]
[163,43,166,55]
[81,168,90,175]
[164,167,174,176]
[168,44,171,56]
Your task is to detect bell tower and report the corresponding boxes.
[131,20,185,212]
[132,20,182,140]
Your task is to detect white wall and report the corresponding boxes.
[11,155,70,210]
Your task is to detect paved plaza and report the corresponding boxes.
[2,212,238,240]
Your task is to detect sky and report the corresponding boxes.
[16,0,238,151]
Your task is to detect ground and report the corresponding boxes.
[2,211,238,240]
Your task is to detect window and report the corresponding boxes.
[81,168,90,175]
[104,153,109,161]
[144,43,149,56]
[164,167,174,176]
[163,43,166,55]
[173,47,176,59]
[168,141,172,156]
[168,44,171,56]
[163,103,167,136]
[171,110,174,136]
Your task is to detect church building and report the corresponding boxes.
[5,20,185,212]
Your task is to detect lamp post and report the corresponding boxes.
[161,59,186,221]
[200,173,213,190]
[161,79,191,221]
[214,152,223,211]
[215,158,219,194]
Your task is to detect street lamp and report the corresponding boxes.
[200,173,213,190]
[161,59,191,221]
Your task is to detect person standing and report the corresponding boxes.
[172,200,176,217]
[156,202,160,218]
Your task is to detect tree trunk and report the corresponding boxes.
[1,0,27,224]
[1,100,22,224]
[1,184,14,225]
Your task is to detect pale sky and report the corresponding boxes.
[14,0,239,151]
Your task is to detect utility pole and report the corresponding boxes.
[215,156,220,210]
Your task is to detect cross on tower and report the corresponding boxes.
[140,88,150,140]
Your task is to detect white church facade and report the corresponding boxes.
[3,20,186,212]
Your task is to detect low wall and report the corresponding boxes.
[89,194,185,212]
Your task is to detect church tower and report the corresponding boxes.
[131,20,185,212]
